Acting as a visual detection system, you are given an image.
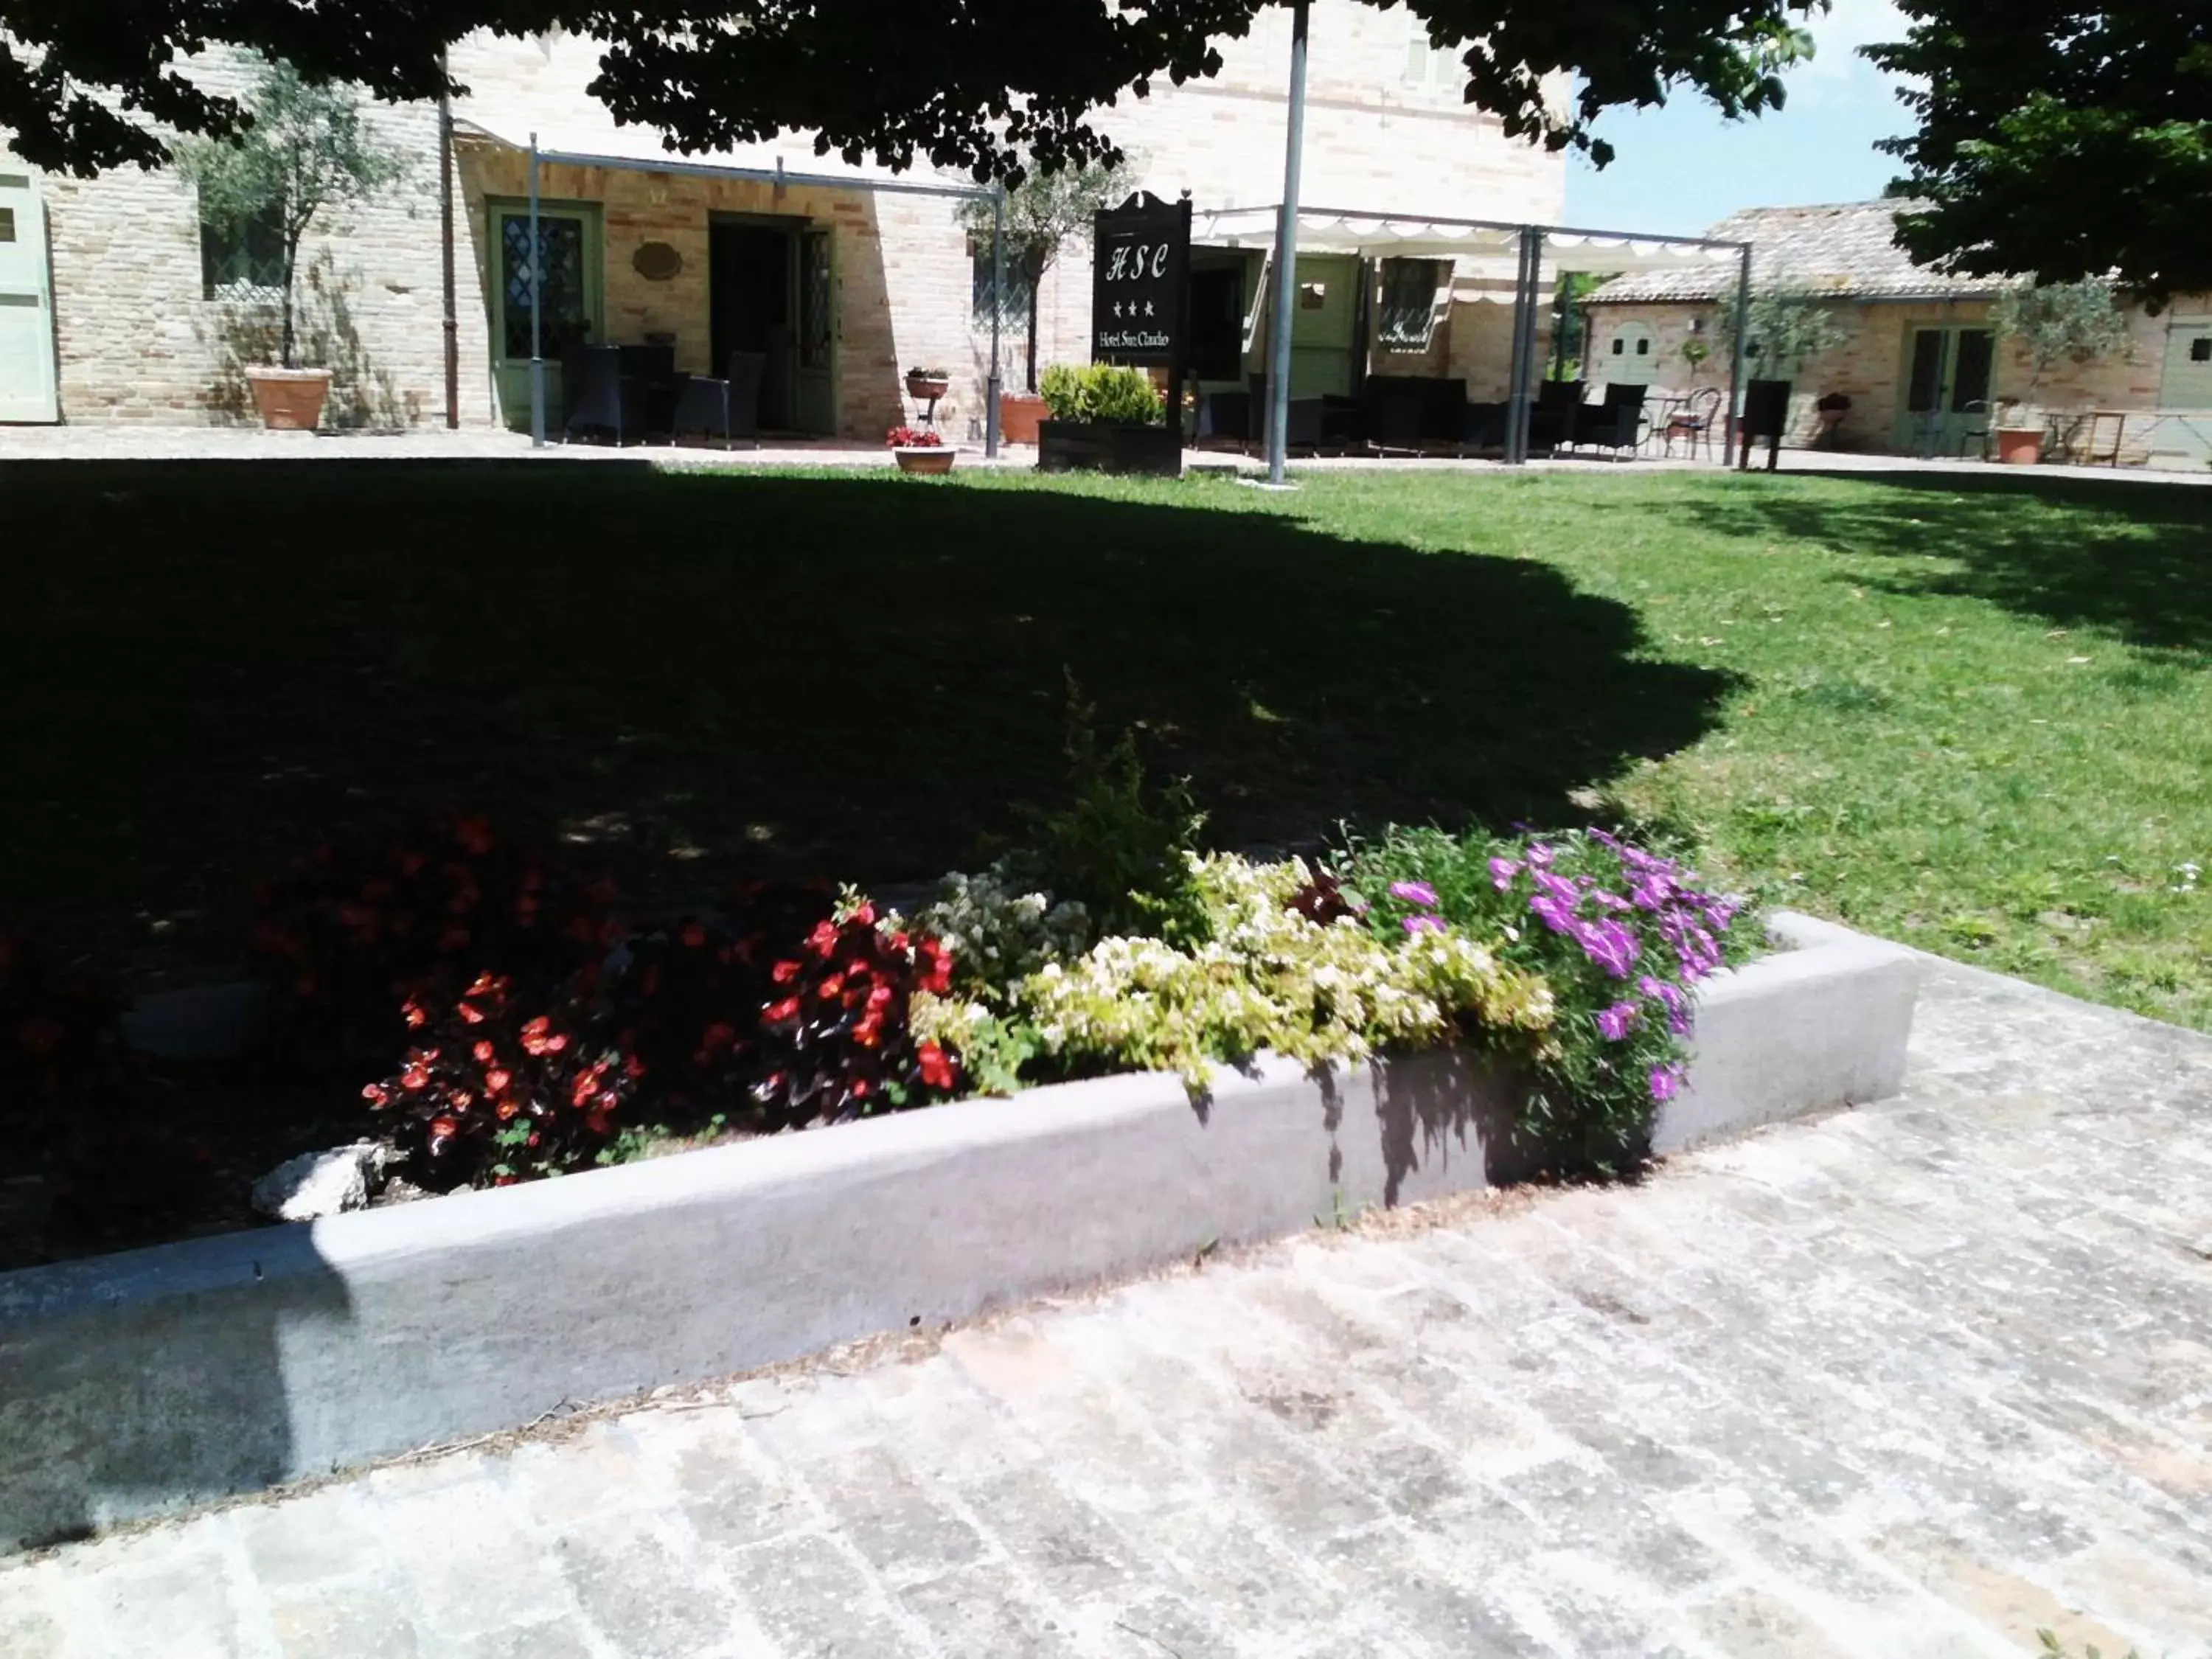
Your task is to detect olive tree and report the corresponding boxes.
[172,58,410,369]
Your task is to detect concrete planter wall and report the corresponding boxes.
[1035,419,1183,476]
[0,912,1915,1552]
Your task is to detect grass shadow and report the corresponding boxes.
[1672,467,2212,659]
[0,462,1736,982]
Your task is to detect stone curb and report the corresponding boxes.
[0,911,1916,1552]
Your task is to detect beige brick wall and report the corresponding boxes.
[33,3,1566,432]
[1587,295,2208,460]
[40,52,476,426]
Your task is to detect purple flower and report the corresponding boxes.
[1574,917,1641,979]
[1529,893,1578,934]
[1649,1064,1684,1103]
[1389,880,1440,909]
[1596,1001,1639,1041]
[1402,914,1446,936]
[1488,857,1523,891]
[1526,842,1556,869]
[1639,974,1693,1037]
[1531,869,1582,906]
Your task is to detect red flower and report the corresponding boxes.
[681,923,706,949]
[401,1064,430,1091]
[361,1082,390,1107]
[473,1040,496,1064]
[701,1020,737,1052]
[917,1043,957,1092]
[403,1001,431,1029]
[486,1068,512,1095]
[429,1115,459,1140]
[818,973,845,1001]
[497,1099,521,1121]
[849,902,877,928]
[771,959,803,985]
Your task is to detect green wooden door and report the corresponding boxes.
[1894,325,1994,456]
[488,201,603,432]
[1287,254,1360,398]
[795,227,836,436]
[0,159,59,423]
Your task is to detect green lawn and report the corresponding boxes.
[4,459,2208,1030]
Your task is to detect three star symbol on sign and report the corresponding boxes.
[1108,301,1160,319]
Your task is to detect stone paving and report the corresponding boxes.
[5,955,2211,1658]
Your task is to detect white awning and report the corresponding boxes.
[451,116,987,201]
[1192,206,1744,298]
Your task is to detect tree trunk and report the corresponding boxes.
[279,237,301,369]
[1026,282,1040,394]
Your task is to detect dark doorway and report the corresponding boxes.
[710,220,798,431]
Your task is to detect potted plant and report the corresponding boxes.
[173,57,409,432]
[956,161,1128,445]
[1814,391,1851,448]
[1034,363,1179,476]
[905,366,952,402]
[887,425,955,475]
[1988,278,2131,465]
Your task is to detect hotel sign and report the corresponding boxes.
[1091,192,1190,368]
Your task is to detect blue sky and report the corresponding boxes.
[1562,0,1916,237]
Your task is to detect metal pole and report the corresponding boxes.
[1503,230,1532,464]
[1265,0,1311,487]
[1517,229,1545,462]
[529,133,545,449]
[987,184,1005,458]
[438,54,459,430]
[1725,243,1750,468]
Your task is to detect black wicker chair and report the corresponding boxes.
[1572,383,1648,459]
[562,346,647,445]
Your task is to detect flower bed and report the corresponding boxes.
[1,714,1760,1262]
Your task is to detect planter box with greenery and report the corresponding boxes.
[1034,363,1180,476]
[174,58,409,434]
[0,707,1921,1547]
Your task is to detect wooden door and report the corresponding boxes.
[488,201,602,431]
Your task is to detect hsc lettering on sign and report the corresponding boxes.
[1091,192,1190,369]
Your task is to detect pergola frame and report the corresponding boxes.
[496,131,1007,456]
[1205,200,1753,470]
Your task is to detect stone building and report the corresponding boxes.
[1583,201,2212,470]
[0,4,1569,439]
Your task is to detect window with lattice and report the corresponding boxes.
[199,197,286,299]
[1377,259,1447,352]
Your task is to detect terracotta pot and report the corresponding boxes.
[245,367,333,432]
[905,373,951,402]
[998,392,1046,446]
[892,445,956,476]
[1992,425,2044,465]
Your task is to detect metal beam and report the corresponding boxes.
[987,184,1005,457]
[528,133,545,450]
[1725,243,1751,467]
[1265,0,1311,487]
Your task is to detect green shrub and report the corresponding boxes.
[1036,363,1165,425]
[1030,681,1208,945]
[979,852,1554,1089]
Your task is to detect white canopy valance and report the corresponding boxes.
[1193,206,1745,277]
[452,117,987,201]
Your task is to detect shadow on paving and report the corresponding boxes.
[1665,466,2212,660]
[0,460,1734,983]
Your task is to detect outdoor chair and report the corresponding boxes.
[562,346,649,445]
[1738,378,1793,471]
[669,352,765,447]
[1196,389,1253,446]
[1528,379,1585,453]
[1661,386,1725,459]
[1246,375,1326,452]
[1571,383,1646,458]
[1954,398,1994,461]
[1460,400,1509,452]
